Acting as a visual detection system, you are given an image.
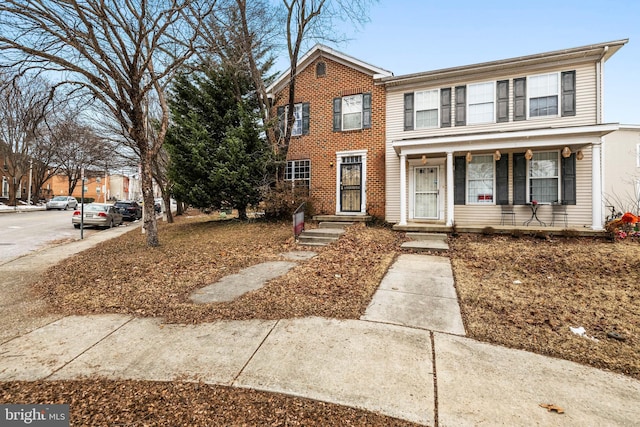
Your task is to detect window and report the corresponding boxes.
[467,82,495,124]
[415,90,439,128]
[528,73,559,117]
[285,159,311,189]
[96,187,101,194]
[342,95,363,130]
[467,154,494,204]
[333,93,371,131]
[277,103,309,137]
[529,151,559,203]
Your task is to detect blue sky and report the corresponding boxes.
[277,0,639,124]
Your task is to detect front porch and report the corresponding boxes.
[392,222,608,237]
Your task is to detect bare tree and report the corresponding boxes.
[0,0,213,246]
[279,0,375,154]
[51,117,106,196]
[0,71,53,205]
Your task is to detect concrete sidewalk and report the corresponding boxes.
[1,230,639,426]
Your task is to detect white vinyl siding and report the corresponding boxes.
[415,90,439,129]
[385,63,596,142]
[385,142,401,222]
[467,82,495,125]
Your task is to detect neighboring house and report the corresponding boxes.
[603,126,640,214]
[382,39,628,230]
[107,174,131,201]
[267,44,393,218]
[46,173,108,202]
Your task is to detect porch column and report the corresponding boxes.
[399,153,407,226]
[591,141,603,230]
[446,151,454,226]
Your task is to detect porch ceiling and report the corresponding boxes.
[392,123,619,156]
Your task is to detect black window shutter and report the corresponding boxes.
[513,152,527,204]
[302,102,310,135]
[496,80,509,123]
[404,93,414,131]
[363,93,372,129]
[561,71,576,117]
[454,155,466,205]
[561,153,576,205]
[496,155,509,204]
[513,78,526,121]
[441,88,451,128]
[277,106,285,136]
[332,97,341,132]
[455,86,466,126]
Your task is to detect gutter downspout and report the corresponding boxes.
[595,46,608,229]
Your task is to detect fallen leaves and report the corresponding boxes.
[0,380,419,426]
[450,234,640,380]
[539,403,565,414]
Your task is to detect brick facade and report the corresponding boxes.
[272,55,387,218]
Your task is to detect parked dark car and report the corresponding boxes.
[114,200,142,221]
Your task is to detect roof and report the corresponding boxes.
[266,44,393,94]
[380,39,628,88]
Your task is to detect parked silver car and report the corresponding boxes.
[46,196,78,210]
[72,203,123,229]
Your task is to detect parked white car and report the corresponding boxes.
[46,196,78,211]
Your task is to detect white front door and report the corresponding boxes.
[414,166,439,219]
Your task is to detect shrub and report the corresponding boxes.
[511,229,523,239]
[262,182,314,220]
[482,226,496,236]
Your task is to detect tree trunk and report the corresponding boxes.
[140,151,159,247]
[237,205,248,220]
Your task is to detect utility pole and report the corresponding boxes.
[27,158,33,205]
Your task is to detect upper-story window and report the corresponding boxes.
[277,102,310,137]
[467,82,495,125]
[528,73,559,118]
[333,93,372,131]
[415,90,439,129]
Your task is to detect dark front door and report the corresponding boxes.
[340,157,362,212]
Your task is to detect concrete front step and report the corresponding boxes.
[318,221,353,229]
[406,232,448,242]
[400,240,449,252]
[313,215,371,223]
[297,227,345,246]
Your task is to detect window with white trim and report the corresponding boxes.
[528,73,559,117]
[529,151,559,203]
[415,89,439,129]
[467,154,494,204]
[285,159,311,190]
[342,95,363,131]
[467,82,495,124]
[279,103,304,136]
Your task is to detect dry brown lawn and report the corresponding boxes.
[449,233,640,380]
[6,213,638,425]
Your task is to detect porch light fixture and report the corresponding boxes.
[493,150,501,161]
[525,149,533,160]
[562,146,572,158]
[576,150,584,161]
[466,152,473,162]
[421,155,427,165]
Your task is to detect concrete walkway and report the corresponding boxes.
[1,230,640,426]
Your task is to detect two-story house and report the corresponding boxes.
[267,45,393,219]
[383,39,627,230]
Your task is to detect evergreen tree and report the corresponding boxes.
[165,63,271,219]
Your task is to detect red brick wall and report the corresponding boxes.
[273,57,386,218]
